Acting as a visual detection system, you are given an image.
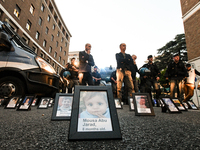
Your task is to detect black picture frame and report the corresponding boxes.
[31,98,38,106]
[37,97,51,109]
[51,93,73,121]
[132,93,155,116]
[17,95,35,111]
[172,99,187,111]
[0,98,4,106]
[187,101,199,110]
[128,97,134,111]
[182,102,189,109]
[68,85,122,141]
[114,98,122,109]
[161,97,181,113]
[48,98,54,107]
[4,96,20,109]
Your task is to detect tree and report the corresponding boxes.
[154,34,187,71]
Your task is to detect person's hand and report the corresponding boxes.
[93,112,106,118]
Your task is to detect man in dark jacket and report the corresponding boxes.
[116,43,134,102]
[79,43,95,85]
[131,54,139,92]
[165,53,188,100]
[140,55,161,106]
[92,66,101,85]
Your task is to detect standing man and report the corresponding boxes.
[92,66,102,85]
[131,54,139,92]
[116,43,134,103]
[165,53,188,101]
[67,58,79,93]
[79,43,95,85]
[183,63,200,102]
[140,55,161,106]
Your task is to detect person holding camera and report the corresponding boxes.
[116,43,134,103]
[140,55,161,106]
[79,43,95,85]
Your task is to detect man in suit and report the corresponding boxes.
[116,43,134,103]
[79,43,95,85]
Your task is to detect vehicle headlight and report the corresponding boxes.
[36,56,56,74]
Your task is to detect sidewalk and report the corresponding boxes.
[0,105,200,149]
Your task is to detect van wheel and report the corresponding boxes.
[0,76,25,98]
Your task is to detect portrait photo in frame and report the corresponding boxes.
[17,95,35,111]
[31,98,38,106]
[68,86,122,141]
[114,98,122,109]
[182,102,189,109]
[172,99,187,111]
[4,96,20,109]
[161,97,181,113]
[133,93,155,116]
[0,98,4,106]
[51,93,73,121]
[187,101,199,110]
[128,97,134,111]
[48,98,54,107]
[37,97,51,109]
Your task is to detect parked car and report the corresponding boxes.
[0,21,62,98]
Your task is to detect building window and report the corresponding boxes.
[47,15,51,22]
[45,27,49,34]
[52,62,55,68]
[60,46,62,52]
[61,37,64,42]
[57,67,60,74]
[38,17,42,26]
[35,31,40,40]
[40,53,44,58]
[51,35,54,41]
[66,33,68,40]
[43,40,47,47]
[54,52,57,58]
[30,4,35,15]
[14,5,21,18]
[64,51,66,56]
[62,60,65,65]
[58,21,61,28]
[49,46,52,53]
[22,34,29,44]
[65,42,68,47]
[46,57,50,63]
[57,31,60,37]
[32,45,38,54]
[59,56,61,62]
[56,41,58,47]
[52,24,55,30]
[26,20,32,30]
[41,4,45,12]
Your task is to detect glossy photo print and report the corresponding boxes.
[17,96,35,110]
[161,97,181,113]
[5,96,19,109]
[78,91,112,132]
[38,97,50,109]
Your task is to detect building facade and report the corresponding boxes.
[0,0,72,74]
[180,0,200,106]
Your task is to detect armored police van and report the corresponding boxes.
[0,21,62,98]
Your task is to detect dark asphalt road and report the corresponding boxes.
[0,105,200,150]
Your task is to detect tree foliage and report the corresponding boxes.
[154,34,187,71]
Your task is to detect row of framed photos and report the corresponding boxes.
[0,96,54,110]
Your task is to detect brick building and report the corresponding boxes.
[180,0,200,106]
[0,0,72,74]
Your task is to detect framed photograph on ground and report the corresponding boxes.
[17,95,35,111]
[161,97,181,113]
[114,98,122,109]
[4,96,20,109]
[182,102,189,109]
[0,98,4,106]
[38,97,51,109]
[133,93,155,116]
[48,98,54,107]
[31,98,38,106]
[68,85,122,141]
[51,94,73,121]
[172,99,187,111]
[128,97,134,111]
[187,101,199,110]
